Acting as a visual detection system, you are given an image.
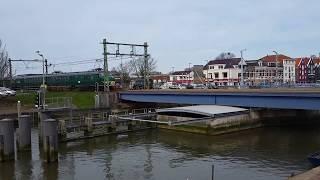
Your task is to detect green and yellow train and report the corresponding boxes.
[7,71,116,90]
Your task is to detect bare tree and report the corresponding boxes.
[128,57,157,78]
[116,61,131,87]
[215,52,236,60]
[0,40,9,82]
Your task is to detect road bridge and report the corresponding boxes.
[118,89,320,110]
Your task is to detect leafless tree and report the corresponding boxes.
[215,52,236,60]
[128,57,157,78]
[0,40,9,81]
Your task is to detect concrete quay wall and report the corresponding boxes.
[158,109,320,135]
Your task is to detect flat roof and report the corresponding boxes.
[157,105,248,117]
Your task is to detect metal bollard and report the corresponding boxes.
[17,115,32,151]
[0,119,15,162]
[42,119,58,163]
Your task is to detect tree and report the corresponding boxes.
[0,39,9,82]
[215,52,236,60]
[116,61,131,86]
[128,57,157,78]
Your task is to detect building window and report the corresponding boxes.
[209,66,214,69]
[223,72,227,78]
[214,73,219,78]
[218,65,223,69]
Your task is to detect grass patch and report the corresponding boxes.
[15,91,95,109]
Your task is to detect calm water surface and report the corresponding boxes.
[1,126,319,180]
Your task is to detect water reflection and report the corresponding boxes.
[0,126,319,180]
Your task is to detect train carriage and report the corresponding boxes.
[11,70,116,90]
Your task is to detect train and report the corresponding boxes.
[1,70,117,91]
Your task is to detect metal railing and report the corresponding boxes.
[45,97,72,109]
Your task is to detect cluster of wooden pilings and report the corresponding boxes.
[0,115,58,163]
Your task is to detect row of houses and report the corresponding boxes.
[166,54,320,86]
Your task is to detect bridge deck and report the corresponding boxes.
[119,89,320,110]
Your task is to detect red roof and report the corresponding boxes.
[312,57,320,64]
[260,54,291,63]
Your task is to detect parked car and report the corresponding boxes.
[207,84,218,89]
[186,84,194,89]
[0,87,16,96]
[193,84,206,89]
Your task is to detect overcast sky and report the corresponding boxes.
[1,0,320,75]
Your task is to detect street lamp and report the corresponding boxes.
[273,51,279,85]
[36,50,46,109]
[36,50,45,87]
[240,49,247,88]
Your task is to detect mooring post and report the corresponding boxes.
[0,119,15,162]
[16,115,32,151]
[17,101,21,118]
[42,119,58,163]
[84,117,93,136]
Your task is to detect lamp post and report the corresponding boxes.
[188,63,192,84]
[36,51,45,87]
[273,51,279,86]
[36,50,46,109]
[240,49,247,88]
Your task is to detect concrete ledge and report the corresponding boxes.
[289,166,320,180]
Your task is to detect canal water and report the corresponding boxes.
[0,126,319,180]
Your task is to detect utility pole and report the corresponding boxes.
[188,63,192,84]
[9,58,12,88]
[101,40,149,89]
[144,42,149,89]
[103,38,109,92]
[45,59,48,74]
[120,57,124,88]
[205,60,209,87]
[240,49,247,88]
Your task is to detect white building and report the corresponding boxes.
[203,58,241,86]
[283,59,296,84]
[169,70,194,84]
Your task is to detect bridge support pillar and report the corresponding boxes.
[42,119,58,163]
[0,119,15,162]
[16,115,32,151]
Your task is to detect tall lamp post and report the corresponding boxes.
[273,51,279,86]
[36,50,46,109]
[36,51,45,87]
[240,49,247,88]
